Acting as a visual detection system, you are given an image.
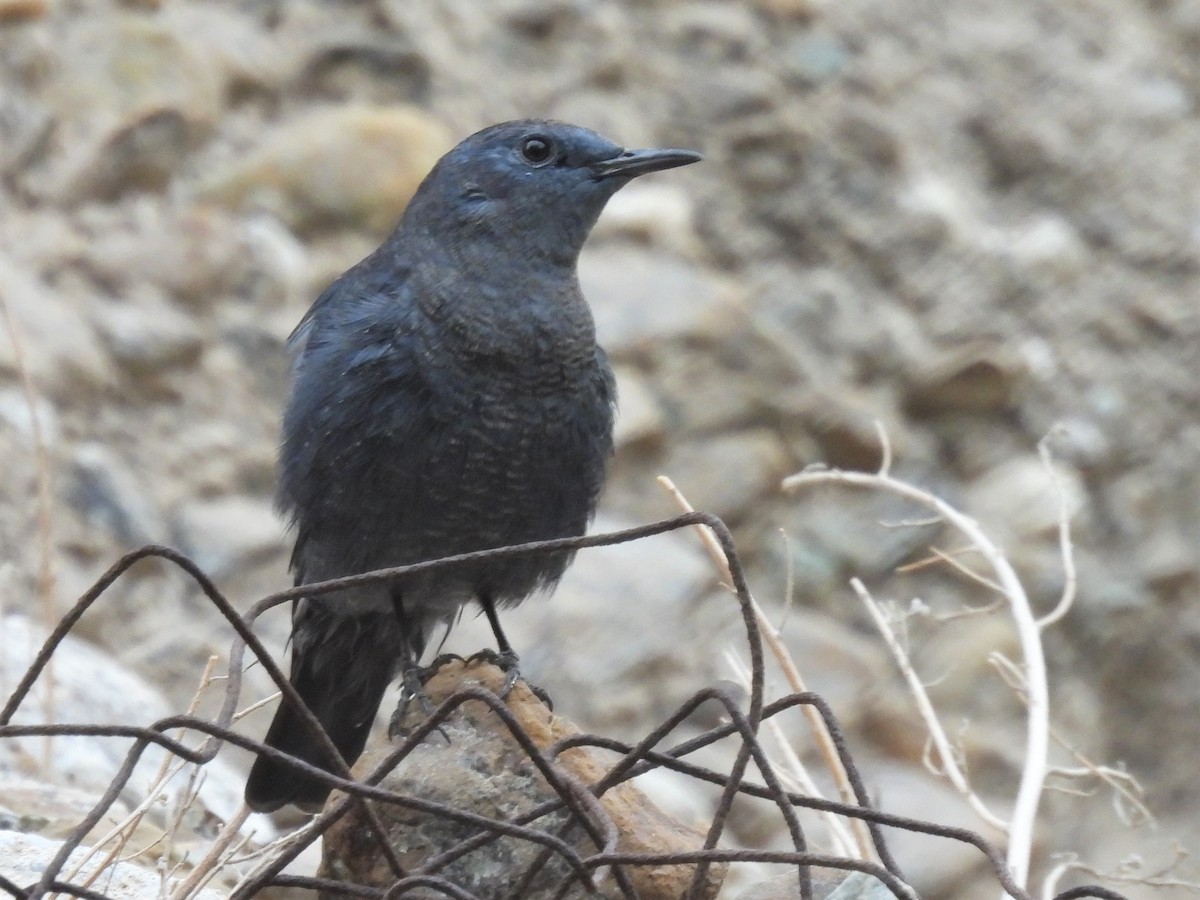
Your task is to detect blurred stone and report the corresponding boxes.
[904,344,1027,416]
[174,494,284,578]
[68,442,167,546]
[612,366,666,448]
[0,832,224,900]
[660,430,790,523]
[23,14,223,202]
[0,90,52,177]
[158,3,289,96]
[0,0,45,23]
[964,455,1085,541]
[0,777,139,845]
[667,3,766,63]
[781,388,897,472]
[0,387,59,445]
[1139,530,1198,598]
[297,34,431,104]
[734,870,884,900]
[197,105,452,233]
[593,182,700,255]
[323,661,725,899]
[780,34,851,87]
[95,293,203,377]
[857,760,990,896]
[82,206,249,309]
[0,256,114,398]
[750,0,815,21]
[581,248,740,356]
[0,614,252,836]
[781,479,943,583]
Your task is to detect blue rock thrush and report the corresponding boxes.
[244,120,700,812]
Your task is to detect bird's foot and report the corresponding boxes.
[388,663,439,739]
[465,648,553,709]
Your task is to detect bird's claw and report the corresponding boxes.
[464,647,553,708]
[388,664,439,739]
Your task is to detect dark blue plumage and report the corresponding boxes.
[244,120,699,812]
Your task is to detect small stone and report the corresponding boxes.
[0,90,52,177]
[0,832,224,900]
[68,442,167,547]
[733,869,874,900]
[581,247,740,356]
[0,614,253,835]
[0,0,46,23]
[612,366,666,448]
[0,778,136,844]
[904,343,1027,416]
[593,182,701,255]
[964,455,1085,541]
[82,206,250,309]
[196,105,453,233]
[781,387,900,472]
[22,13,224,202]
[659,429,790,523]
[0,387,59,445]
[173,495,285,578]
[780,34,851,87]
[0,256,114,399]
[94,292,203,377]
[322,661,725,899]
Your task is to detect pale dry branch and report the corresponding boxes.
[784,454,1052,892]
[170,804,252,900]
[1035,434,1078,629]
[658,475,874,861]
[1042,847,1200,900]
[724,649,857,858]
[1,292,59,771]
[850,578,1008,832]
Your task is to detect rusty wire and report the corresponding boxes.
[0,513,1131,900]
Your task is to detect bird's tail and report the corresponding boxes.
[244,612,397,813]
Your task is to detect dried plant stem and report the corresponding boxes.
[849,578,1007,832]
[657,476,874,862]
[783,461,1051,894]
[0,293,58,770]
[171,804,252,900]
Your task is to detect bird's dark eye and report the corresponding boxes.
[518,135,556,167]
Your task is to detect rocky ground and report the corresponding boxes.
[1,0,1198,897]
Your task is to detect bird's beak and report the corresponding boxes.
[590,147,702,180]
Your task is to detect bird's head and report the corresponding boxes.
[401,119,701,267]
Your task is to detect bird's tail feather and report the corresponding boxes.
[245,613,396,813]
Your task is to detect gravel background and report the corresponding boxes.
[1,0,1198,897]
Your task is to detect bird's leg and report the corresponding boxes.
[388,588,437,738]
[469,593,552,707]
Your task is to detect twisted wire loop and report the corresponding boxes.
[0,514,1130,900]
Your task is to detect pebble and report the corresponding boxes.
[660,429,790,523]
[173,494,285,578]
[964,454,1086,540]
[593,181,701,256]
[94,291,204,377]
[196,105,452,233]
[22,14,223,202]
[68,442,167,547]
[904,343,1027,416]
[612,365,667,448]
[581,247,739,355]
[0,255,114,398]
[0,614,253,834]
[0,832,224,900]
